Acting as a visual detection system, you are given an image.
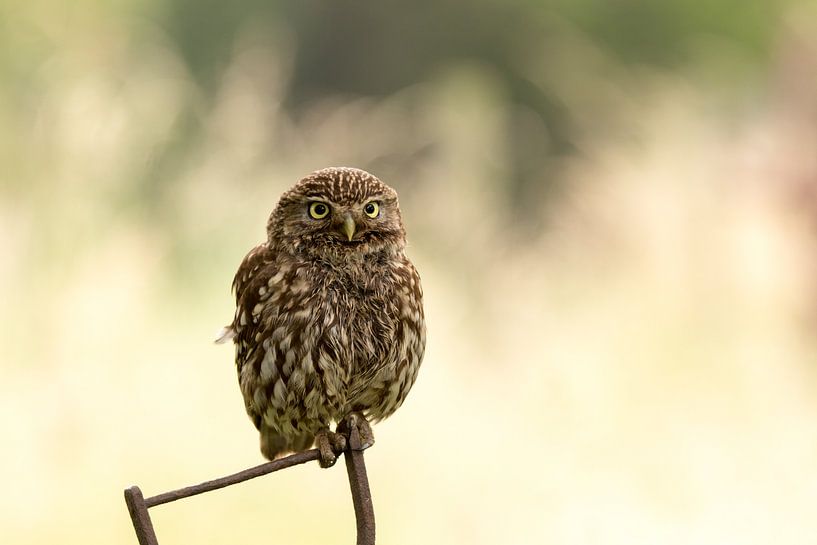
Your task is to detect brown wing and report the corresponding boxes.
[231,243,277,430]
[232,243,270,303]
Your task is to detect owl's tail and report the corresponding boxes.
[259,424,314,461]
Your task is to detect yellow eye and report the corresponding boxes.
[309,201,330,219]
[363,202,379,218]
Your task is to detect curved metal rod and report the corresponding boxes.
[124,444,376,544]
[144,449,320,507]
[344,426,376,545]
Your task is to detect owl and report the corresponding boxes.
[217,167,426,467]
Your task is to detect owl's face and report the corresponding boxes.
[267,167,406,257]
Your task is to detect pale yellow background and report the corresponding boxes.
[2,2,817,544]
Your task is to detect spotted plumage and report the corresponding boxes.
[219,167,426,466]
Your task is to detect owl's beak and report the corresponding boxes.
[341,213,356,241]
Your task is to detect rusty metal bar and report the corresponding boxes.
[144,449,320,507]
[125,443,377,544]
[124,486,159,545]
[344,427,376,545]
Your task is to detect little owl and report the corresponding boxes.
[217,167,426,467]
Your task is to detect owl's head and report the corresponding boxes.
[267,167,406,257]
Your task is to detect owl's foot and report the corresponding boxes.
[337,412,375,451]
[314,428,347,468]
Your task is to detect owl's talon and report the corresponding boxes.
[315,429,346,468]
[337,412,375,451]
[331,432,347,453]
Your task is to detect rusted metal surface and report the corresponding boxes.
[144,448,320,507]
[344,426,376,545]
[124,486,159,545]
[124,444,376,544]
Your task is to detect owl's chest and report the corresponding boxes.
[312,272,397,357]
[262,259,402,368]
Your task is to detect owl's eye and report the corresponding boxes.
[363,202,379,218]
[308,202,330,219]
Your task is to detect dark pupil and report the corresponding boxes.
[314,204,326,215]
[365,204,375,214]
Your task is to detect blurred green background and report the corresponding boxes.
[3,1,817,544]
